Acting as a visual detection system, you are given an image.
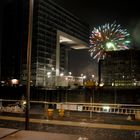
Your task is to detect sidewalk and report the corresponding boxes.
[0,128,85,140]
[0,116,140,140]
[0,115,140,131]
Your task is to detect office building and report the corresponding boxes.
[101,50,140,87]
[0,0,90,87]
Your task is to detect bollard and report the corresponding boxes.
[135,111,140,120]
[48,109,54,119]
[58,109,64,117]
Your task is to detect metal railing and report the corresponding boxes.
[1,99,140,116]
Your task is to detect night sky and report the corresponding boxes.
[53,0,140,78]
[53,0,140,28]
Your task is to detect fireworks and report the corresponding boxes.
[89,21,131,61]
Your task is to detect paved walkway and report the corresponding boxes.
[0,128,82,140]
[0,116,140,131]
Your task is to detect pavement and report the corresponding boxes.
[1,115,140,140]
[0,115,140,131]
[1,106,140,140]
[0,128,85,140]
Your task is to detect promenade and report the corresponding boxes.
[0,115,140,140]
[0,128,82,140]
[0,115,140,131]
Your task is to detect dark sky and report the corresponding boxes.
[53,0,140,47]
[53,0,140,28]
[52,0,140,78]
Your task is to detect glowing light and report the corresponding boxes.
[11,79,19,85]
[69,72,72,75]
[99,82,104,87]
[103,106,110,112]
[47,72,51,78]
[23,101,26,105]
[89,21,131,60]
[105,42,116,51]
[60,73,64,77]
[47,72,51,76]
[51,67,55,71]
[83,75,86,79]
[92,75,95,78]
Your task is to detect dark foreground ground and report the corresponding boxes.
[0,110,140,140]
[0,119,139,140]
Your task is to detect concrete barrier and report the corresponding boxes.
[135,111,140,120]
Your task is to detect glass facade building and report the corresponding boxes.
[20,0,90,87]
[0,0,89,87]
[101,50,140,87]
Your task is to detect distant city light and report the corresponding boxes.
[47,72,51,78]
[11,79,19,85]
[69,72,72,75]
[51,67,55,71]
[23,101,26,105]
[112,82,114,86]
[99,82,104,87]
[103,106,110,112]
[60,73,64,77]
[65,77,68,80]
[133,82,137,86]
[0,81,5,84]
[47,72,51,76]
[83,75,86,79]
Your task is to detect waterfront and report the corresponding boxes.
[0,115,140,140]
[1,86,140,139]
[1,86,140,104]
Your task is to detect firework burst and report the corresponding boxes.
[89,21,131,61]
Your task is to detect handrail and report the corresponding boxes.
[1,99,140,115]
[1,99,140,107]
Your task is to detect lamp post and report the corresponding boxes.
[25,0,34,130]
[98,59,102,87]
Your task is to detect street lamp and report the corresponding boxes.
[47,72,51,78]
[91,75,95,79]
[25,0,34,130]
[68,72,72,76]
[11,79,19,86]
[51,67,54,71]
[60,73,64,77]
